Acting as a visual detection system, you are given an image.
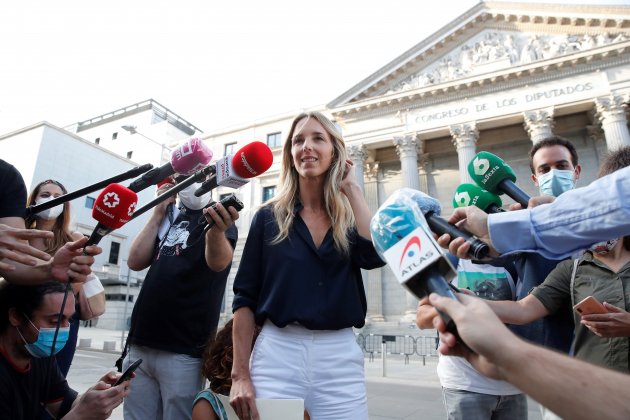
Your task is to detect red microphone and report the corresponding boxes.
[128,137,213,192]
[194,141,273,196]
[87,183,138,246]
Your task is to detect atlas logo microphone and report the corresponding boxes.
[371,189,462,341]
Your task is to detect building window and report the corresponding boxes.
[262,186,276,202]
[112,132,118,140]
[109,241,120,265]
[95,137,100,145]
[267,132,282,149]
[85,196,95,209]
[224,142,236,156]
[127,151,133,159]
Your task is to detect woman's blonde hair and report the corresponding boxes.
[267,111,355,255]
[26,179,73,255]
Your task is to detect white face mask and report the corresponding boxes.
[178,183,212,211]
[34,196,63,220]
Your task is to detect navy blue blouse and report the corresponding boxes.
[232,203,385,330]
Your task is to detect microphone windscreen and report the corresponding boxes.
[92,184,138,229]
[171,138,213,176]
[467,151,516,194]
[370,188,430,255]
[231,141,274,179]
[405,189,442,216]
[452,183,502,210]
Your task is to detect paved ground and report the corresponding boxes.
[68,327,542,419]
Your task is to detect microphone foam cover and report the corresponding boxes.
[231,141,274,179]
[371,188,428,255]
[405,189,442,216]
[452,183,502,210]
[171,138,213,176]
[92,183,138,229]
[467,151,516,194]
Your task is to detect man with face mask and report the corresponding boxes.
[121,175,239,420]
[486,137,582,356]
[0,280,130,419]
[530,137,581,198]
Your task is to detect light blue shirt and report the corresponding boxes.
[489,165,630,260]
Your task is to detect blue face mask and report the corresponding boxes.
[17,316,69,358]
[537,169,576,197]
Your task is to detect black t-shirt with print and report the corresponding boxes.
[128,207,238,358]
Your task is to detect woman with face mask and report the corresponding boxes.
[25,179,106,381]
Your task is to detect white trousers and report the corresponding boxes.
[250,321,368,420]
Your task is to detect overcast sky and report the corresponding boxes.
[0,0,627,136]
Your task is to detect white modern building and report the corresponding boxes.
[0,99,204,330]
[202,1,630,326]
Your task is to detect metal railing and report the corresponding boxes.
[356,333,440,365]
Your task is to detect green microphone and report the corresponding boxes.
[467,151,530,208]
[452,183,505,213]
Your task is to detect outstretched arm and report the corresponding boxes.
[431,293,630,420]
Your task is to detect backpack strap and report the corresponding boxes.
[570,258,580,310]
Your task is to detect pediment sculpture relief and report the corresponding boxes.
[386,31,628,95]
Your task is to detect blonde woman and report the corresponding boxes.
[229,112,384,419]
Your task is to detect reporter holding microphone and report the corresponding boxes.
[121,139,240,420]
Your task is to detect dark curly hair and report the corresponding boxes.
[201,319,261,395]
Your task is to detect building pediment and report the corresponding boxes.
[328,1,630,109]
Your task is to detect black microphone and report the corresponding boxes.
[130,166,215,221]
[408,190,489,260]
[25,163,153,218]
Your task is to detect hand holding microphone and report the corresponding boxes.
[370,189,466,346]
[404,189,489,260]
[435,206,498,260]
[468,152,530,208]
[50,183,137,283]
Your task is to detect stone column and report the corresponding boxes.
[595,95,630,151]
[393,134,420,191]
[449,123,479,184]
[347,144,368,192]
[523,107,555,144]
[393,134,421,321]
[364,160,384,322]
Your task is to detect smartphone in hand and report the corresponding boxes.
[115,358,142,386]
[573,296,607,315]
